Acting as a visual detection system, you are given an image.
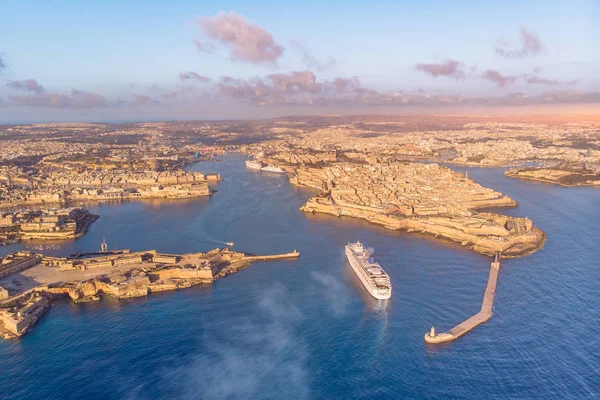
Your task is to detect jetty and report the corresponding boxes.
[244,250,300,261]
[424,253,501,344]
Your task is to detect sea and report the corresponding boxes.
[0,154,598,399]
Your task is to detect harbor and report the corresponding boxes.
[424,253,501,344]
[0,154,596,398]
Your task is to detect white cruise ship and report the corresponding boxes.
[260,165,285,174]
[245,159,263,170]
[345,242,392,300]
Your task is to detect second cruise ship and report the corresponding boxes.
[245,159,286,174]
[345,242,392,300]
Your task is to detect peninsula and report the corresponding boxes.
[0,246,300,339]
[256,151,545,258]
[505,166,600,187]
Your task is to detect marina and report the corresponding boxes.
[0,155,597,399]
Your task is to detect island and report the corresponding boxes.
[0,246,300,339]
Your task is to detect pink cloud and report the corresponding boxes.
[267,70,320,94]
[481,70,518,87]
[198,11,284,65]
[70,89,107,107]
[179,72,211,82]
[134,94,151,104]
[525,75,577,86]
[10,89,106,108]
[7,79,45,93]
[415,60,466,79]
[496,26,545,58]
[290,40,335,72]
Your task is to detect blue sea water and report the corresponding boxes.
[0,154,598,399]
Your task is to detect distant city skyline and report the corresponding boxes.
[0,0,598,122]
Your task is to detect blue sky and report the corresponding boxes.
[0,0,598,122]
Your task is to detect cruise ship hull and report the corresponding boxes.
[260,166,285,173]
[345,244,391,300]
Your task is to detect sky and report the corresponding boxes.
[0,0,598,122]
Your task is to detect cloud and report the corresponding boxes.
[525,75,577,86]
[157,284,309,400]
[329,77,362,93]
[481,69,518,87]
[473,90,600,106]
[161,91,178,99]
[218,70,324,105]
[533,90,600,104]
[198,11,284,65]
[7,79,45,93]
[415,60,466,79]
[9,89,107,108]
[480,67,576,88]
[218,68,600,108]
[178,71,211,82]
[290,40,336,72]
[70,89,108,107]
[268,70,320,94]
[496,26,545,58]
[218,70,469,107]
[0,56,5,73]
[192,39,215,54]
[134,94,151,104]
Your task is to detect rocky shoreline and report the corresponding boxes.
[505,167,600,187]
[0,248,300,339]
[300,197,545,258]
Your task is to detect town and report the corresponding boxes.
[0,207,98,244]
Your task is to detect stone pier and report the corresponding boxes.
[424,253,501,344]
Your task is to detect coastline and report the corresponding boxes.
[281,159,546,259]
[0,186,216,210]
[0,248,300,339]
[505,168,600,187]
[299,198,545,258]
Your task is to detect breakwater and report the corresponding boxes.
[244,250,300,261]
[424,253,501,344]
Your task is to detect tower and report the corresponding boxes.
[101,238,108,252]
